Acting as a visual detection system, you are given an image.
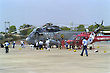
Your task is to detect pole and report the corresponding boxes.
[4,21,7,34]
[4,21,10,33]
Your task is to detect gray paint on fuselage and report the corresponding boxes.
[26,30,81,45]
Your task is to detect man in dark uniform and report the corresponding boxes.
[80,37,88,56]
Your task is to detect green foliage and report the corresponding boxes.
[60,26,71,31]
[19,24,34,35]
[77,24,85,31]
[88,25,94,32]
[27,28,34,35]
[20,28,34,35]
[88,24,104,32]
[19,24,31,29]
[103,26,110,31]
[0,32,5,34]
[8,25,16,33]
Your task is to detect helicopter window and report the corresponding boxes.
[69,36,76,40]
[36,28,43,32]
[81,36,85,40]
[0,36,3,40]
[28,29,36,37]
[81,36,87,40]
[76,36,80,40]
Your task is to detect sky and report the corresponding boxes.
[0,0,110,32]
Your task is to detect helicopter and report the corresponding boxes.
[67,20,110,49]
[26,23,81,47]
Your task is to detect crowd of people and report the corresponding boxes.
[0,40,25,53]
[0,37,89,56]
[33,39,76,51]
[34,39,51,51]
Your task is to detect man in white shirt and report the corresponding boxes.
[21,41,24,48]
[39,40,43,50]
[80,37,88,56]
[36,42,39,50]
[45,39,50,51]
[5,41,9,53]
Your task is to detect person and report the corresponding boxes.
[71,41,75,49]
[5,41,9,53]
[57,40,61,49]
[61,39,65,49]
[80,37,88,56]
[12,41,15,48]
[35,41,39,50]
[45,39,50,51]
[56,39,60,49]
[1,43,4,48]
[69,41,73,49]
[21,41,24,48]
[39,40,43,50]
[65,41,68,49]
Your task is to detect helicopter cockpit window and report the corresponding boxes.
[76,36,80,40]
[81,36,87,40]
[69,36,76,40]
[28,29,36,37]
[36,28,43,32]
[81,36,85,40]
[0,36,3,40]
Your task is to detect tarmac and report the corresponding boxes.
[0,42,110,73]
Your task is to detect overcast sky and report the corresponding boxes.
[0,0,110,32]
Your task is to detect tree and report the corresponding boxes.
[77,24,85,31]
[60,26,71,31]
[88,24,104,32]
[43,23,53,27]
[19,24,34,35]
[88,25,94,32]
[8,25,16,33]
[73,27,78,31]
[103,26,110,31]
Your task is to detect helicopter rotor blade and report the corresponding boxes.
[95,22,98,25]
[101,20,103,25]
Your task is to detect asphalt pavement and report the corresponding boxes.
[0,42,110,73]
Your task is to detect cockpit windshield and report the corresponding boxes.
[36,28,43,32]
[28,29,36,38]
[0,35,3,40]
[69,35,76,40]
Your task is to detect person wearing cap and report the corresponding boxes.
[80,37,88,56]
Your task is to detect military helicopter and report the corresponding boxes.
[26,23,81,47]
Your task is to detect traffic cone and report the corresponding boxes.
[74,50,76,52]
[41,48,43,50]
[19,48,22,50]
[68,49,71,51]
[104,51,107,53]
[97,46,99,48]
